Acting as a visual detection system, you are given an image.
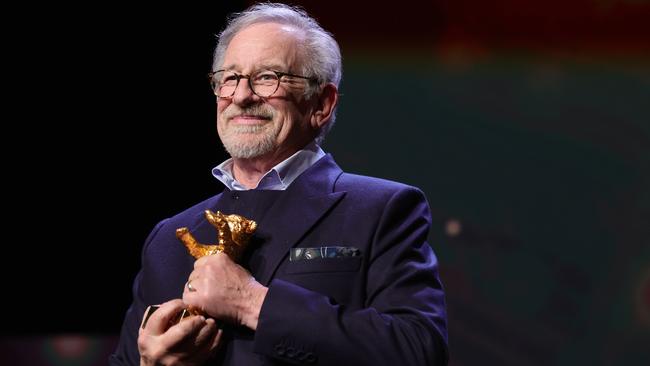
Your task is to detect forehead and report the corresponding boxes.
[223,22,305,71]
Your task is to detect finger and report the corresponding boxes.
[194,255,210,268]
[186,279,197,293]
[165,315,207,344]
[142,315,206,354]
[213,251,230,263]
[183,276,206,301]
[195,252,228,268]
[209,327,224,351]
[194,318,218,348]
[140,305,159,330]
[182,285,198,306]
[182,280,209,313]
[144,299,186,335]
[187,267,200,282]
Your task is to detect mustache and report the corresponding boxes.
[221,105,274,121]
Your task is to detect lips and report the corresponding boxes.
[229,114,271,124]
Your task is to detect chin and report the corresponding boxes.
[219,124,281,159]
[223,139,277,159]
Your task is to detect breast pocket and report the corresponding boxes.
[281,256,363,305]
[285,256,362,274]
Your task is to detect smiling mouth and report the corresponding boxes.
[230,115,271,124]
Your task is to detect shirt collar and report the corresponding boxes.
[212,141,325,191]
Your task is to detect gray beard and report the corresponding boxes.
[220,125,278,159]
[219,104,278,159]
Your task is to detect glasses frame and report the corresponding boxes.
[208,69,318,98]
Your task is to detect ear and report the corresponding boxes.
[310,83,339,129]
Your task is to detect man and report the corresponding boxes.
[111,3,448,365]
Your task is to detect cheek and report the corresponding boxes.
[276,115,295,135]
[217,98,232,112]
[216,104,229,127]
[280,110,309,133]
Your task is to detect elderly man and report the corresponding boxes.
[111,3,448,366]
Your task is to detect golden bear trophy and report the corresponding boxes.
[141,210,257,328]
[176,210,257,261]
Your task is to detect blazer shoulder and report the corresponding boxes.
[334,172,430,213]
[336,172,423,196]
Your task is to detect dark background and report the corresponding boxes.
[3,1,649,365]
[4,3,241,333]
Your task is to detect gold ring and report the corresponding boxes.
[187,280,196,292]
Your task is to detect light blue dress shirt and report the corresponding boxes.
[212,141,325,191]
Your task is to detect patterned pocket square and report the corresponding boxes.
[290,246,360,261]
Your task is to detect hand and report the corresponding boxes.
[138,299,222,366]
[183,252,268,330]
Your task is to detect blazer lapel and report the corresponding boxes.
[255,154,345,285]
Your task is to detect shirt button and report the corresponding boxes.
[231,192,239,200]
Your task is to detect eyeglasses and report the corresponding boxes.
[208,69,317,98]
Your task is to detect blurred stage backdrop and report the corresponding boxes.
[3,1,647,365]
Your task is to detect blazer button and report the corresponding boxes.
[305,352,317,364]
[286,346,296,358]
[296,350,306,361]
[274,344,285,356]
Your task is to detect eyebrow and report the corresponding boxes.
[220,63,289,72]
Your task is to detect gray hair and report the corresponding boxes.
[213,2,342,144]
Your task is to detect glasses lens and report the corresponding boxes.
[251,70,280,97]
[211,71,238,97]
[210,70,281,98]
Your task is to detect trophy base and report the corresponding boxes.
[141,305,193,329]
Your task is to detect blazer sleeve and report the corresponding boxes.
[252,187,449,365]
[109,219,168,366]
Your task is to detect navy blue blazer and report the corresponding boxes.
[111,155,448,365]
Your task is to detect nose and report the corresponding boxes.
[231,77,259,106]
